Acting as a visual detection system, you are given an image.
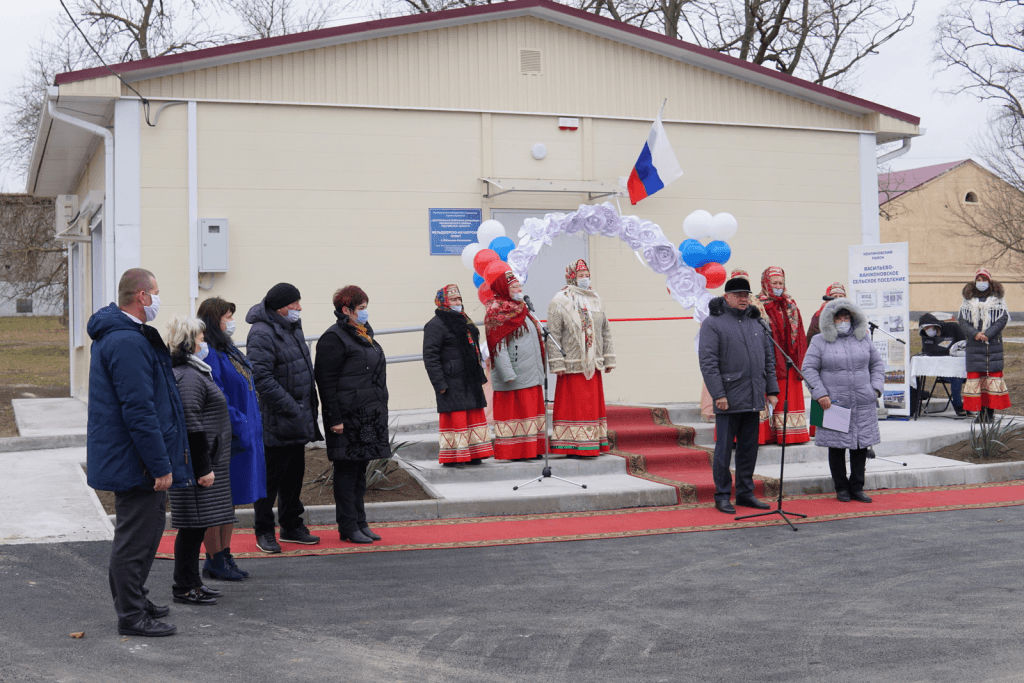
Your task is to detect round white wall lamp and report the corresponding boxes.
[531,143,547,160]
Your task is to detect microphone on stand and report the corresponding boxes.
[758,316,772,335]
[523,295,536,313]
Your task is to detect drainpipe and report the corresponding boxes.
[47,86,116,305]
[877,136,913,166]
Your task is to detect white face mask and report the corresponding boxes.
[196,342,209,360]
[286,309,301,322]
[224,320,236,337]
[450,304,463,313]
[835,321,852,335]
[512,292,525,302]
[772,288,784,298]
[576,277,591,290]
[144,293,160,322]
[925,327,938,337]
[356,309,369,324]
[977,280,990,292]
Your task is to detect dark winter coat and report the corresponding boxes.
[422,310,487,414]
[169,359,237,529]
[85,304,191,492]
[919,313,966,357]
[698,298,779,414]
[315,314,392,462]
[802,298,884,450]
[958,282,1008,374]
[245,299,322,447]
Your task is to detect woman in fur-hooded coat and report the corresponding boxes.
[958,267,1011,420]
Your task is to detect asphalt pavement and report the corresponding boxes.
[3,505,1024,683]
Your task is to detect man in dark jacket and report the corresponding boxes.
[247,283,323,553]
[919,312,968,416]
[87,268,191,637]
[698,274,779,514]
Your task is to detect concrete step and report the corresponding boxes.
[407,453,626,484]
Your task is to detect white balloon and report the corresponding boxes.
[711,213,738,240]
[683,210,714,241]
[461,242,483,271]
[477,219,506,246]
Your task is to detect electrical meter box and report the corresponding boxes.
[199,218,229,272]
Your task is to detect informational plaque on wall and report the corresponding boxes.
[850,242,911,416]
[429,208,482,255]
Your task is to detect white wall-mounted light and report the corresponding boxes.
[531,143,547,160]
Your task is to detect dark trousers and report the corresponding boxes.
[253,443,307,536]
[172,527,208,593]
[108,487,167,623]
[333,460,368,534]
[828,447,868,493]
[950,378,964,410]
[713,411,760,502]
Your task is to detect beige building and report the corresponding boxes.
[879,159,1022,317]
[28,0,919,408]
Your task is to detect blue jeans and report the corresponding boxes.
[948,377,964,410]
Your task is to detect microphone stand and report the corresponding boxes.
[734,330,808,531]
[513,297,586,491]
[867,321,916,419]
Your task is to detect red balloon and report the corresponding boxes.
[701,262,726,289]
[473,248,500,275]
[477,281,494,305]
[483,260,510,282]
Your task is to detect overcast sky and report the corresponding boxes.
[0,0,996,192]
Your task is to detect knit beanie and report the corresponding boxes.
[266,282,301,310]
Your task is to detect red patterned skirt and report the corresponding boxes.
[551,372,609,457]
[438,408,494,464]
[963,372,1012,411]
[492,385,547,460]
[770,369,810,444]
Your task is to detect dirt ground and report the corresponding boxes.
[0,316,70,437]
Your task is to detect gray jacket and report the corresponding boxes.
[801,298,884,450]
[698,297,779,414]
[492,317,546,392]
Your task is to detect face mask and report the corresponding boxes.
[224,320,236,337]
[977,280,990,292]
[512,292,525,302]
[925,327,938,337]
[144,293,160,322]
[356,309,369,324]
[286,309,301,322]
[772,288,785,298]
[196,342,209,360]
[451,304,463,313]
[835,321,851,335]
[576,277,591,289]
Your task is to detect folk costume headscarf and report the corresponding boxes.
[485,271,544,368]
[558,259,603,380]
[757,266,808,370]
[434,284,486,383]
[814,282,847,318]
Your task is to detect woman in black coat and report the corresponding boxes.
[958,266,1011,422]
[314,286,391,544]
[422,284,493,467]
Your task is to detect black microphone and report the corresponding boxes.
[523,295,535,312]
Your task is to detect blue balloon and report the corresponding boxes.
[488,236,516,261]
[473,272,485,288]
[679,239,709,269]
[705,240,731,265]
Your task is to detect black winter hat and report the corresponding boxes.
[266,282,301,310]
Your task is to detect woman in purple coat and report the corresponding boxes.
[802,298,884,504]
[197,297,267,579]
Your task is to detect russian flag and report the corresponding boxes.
[627,102,683,204]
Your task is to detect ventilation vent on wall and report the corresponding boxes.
[519,49,542,75]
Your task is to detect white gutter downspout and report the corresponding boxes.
[877,136,913,166]
[46,86,116,306]
[188,101,198,316]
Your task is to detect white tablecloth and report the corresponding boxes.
[909,355,967,379]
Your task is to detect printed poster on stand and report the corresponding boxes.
[849,242,910,416]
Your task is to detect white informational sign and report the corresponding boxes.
[849,243,911,416]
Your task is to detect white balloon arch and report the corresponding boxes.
[506,202,717,324]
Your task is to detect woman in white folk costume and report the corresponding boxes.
[958,267,1011,422]
[546,259,616,458]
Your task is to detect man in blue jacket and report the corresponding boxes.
[698,273,779,514]
[87,268,191,637]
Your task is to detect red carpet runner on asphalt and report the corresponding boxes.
[604,405,773,504]
[156,482,1024,559]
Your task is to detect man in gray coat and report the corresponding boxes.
[698,274,779,514]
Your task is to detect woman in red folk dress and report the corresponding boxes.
[758,266,811,444]
[484,271,548,460]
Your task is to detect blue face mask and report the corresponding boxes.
[451,304,463,313]
[196,342,209,360]
[286,309,301,323]
[356,309,369,324]
[835,322,852,335]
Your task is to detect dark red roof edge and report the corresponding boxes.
[53,0,919,126]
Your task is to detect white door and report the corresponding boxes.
[489,209,588,395]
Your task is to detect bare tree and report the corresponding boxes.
[0,195,65,314]
[73,0,227,61]
[223,0,344,38]
[877,164,908,222]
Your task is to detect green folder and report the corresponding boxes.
[809,400,824,427]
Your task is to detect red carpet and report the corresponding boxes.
[156,481,1024,559]
[604,405,774,503]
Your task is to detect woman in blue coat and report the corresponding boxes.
[197,297,267,579]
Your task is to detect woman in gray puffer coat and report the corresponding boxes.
[958,267,1011,422]
[802,299,884,503]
